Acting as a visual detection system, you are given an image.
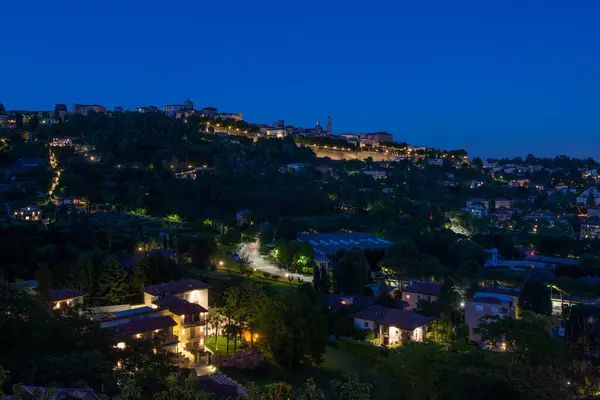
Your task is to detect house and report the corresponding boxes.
[13,206,41,221]
[218,112,243,121]
[136,105,159,113]
[401,282,442,310]
[327,294,377,313]
[358,132,393,146]
[580,222,600,239]
[465,293,515,345]
[466,198,489,209]
[51,288,87,310]
[493,209,517,222]
[15,280,87,310]
[3,386,100,400]
[465,203,488,218]
[360,169,387,179]
[50,136,74,147]
[350,305,431,346]
[58,197,85,208]
[296,232,392,269]
[587,205,600,219]
[577,187,600,205]
[316,165,335,176]
[494,198,511,209]
[143,279,210,309]
[162,104,186,117]
[427,158,444,166]
[72,104,107,116]
[98,279,211,360]
[509,179,530,188]
[283,163,306,173]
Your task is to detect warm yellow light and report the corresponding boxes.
[136,334,142,339]
[219,261,224,266]
[116,342,126,349]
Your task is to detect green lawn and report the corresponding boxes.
[205,334,239,356]
[221,345,387,398]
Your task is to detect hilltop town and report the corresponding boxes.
[1,100,600,399]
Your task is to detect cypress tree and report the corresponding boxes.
[320,267,331,295]
[313,266,321,293]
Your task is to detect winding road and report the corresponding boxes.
[239,242,312,282]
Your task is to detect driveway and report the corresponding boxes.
[239,242,312,282]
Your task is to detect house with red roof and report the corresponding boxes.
[350,305,432,346]
[97,279,212,360]
[401,281,442,310]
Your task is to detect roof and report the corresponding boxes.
[471,296,503,305]
[7,386,99,400]
[143,279,211,296]
[327,294,377,311]
[351,305,432,330]
[153,296,208,315]
[50,288,88,302]
[196,377,240,398]
[296,232,391,255]
[112,316,177,336]
[403,282,442,296]
[479,286,520,298]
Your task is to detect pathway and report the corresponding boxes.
[239,242,312,282]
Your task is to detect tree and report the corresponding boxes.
[330,372,372,400]
[223,323,242,354]
[187,236,217,270]
[34,264,53,306]
[276,219,300,241]
[257,287,326,367]
[206,309,226,351]
[98,256,130,304]
[333,250,370,294]
[258,222,275,245]
[0,279,114,390]
[448,240,487,269]
[68,256,95,294]
[313,266,321,293]
[519,279,551,315]
[275,238,293,266]
[580,254,600,277]
[475,311,567,364]
[297,377,325,400]
[320,266,331,295]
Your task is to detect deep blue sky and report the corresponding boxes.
[2,1,600,159]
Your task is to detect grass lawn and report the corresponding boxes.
[221,345,387,398]
[205,334,239,356]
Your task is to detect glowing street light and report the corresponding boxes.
[219,260,224,266]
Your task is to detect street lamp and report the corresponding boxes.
[219,260,224,266]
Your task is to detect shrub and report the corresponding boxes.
[263,271,271,278]
[334,337,383,360]
[272,275,280,281]
[364,328,375,341]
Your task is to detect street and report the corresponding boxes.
[239,242,312,282]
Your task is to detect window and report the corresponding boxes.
[364,321,368,328]
[491,307,499,313]
[475,305,483,312]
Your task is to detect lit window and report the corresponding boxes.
[491,307,499,313]
[475,305,483,312]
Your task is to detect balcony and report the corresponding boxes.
[182,316,206,327]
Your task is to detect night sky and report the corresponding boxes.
[2,1,600,159]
